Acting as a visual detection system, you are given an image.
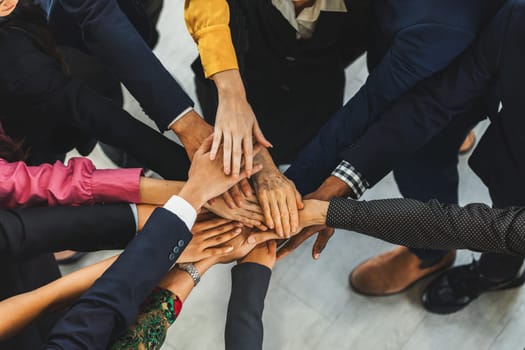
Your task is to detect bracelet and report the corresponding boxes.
[177,263,201,286]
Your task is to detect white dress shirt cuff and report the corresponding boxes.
[163,195,197,230]
[167,107,194,129]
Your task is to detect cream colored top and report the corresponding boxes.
[271,0,348,39]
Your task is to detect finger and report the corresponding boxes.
[312,228,335,260]
[201,245,235,259]
[277,194,291,238]
[230,184,245,207]
[210,129,222,160]
[193,217,232,232]
[196,211,219,223]
[258,192,274,230]
[247,231,281,244]
[223,132,232,175]
[233,210,264,228]
[255,223,268,231]
[276,227,320,259]
[286,188,299,234]
[232,136,242,178]
[243,137,254,177]
[254,123,272,148]
[223,191,237,209]
[294,185,304,210]
[240,179,253,197]
[242,200,263,214]
[206,227,243,246]
[268,192,284,237]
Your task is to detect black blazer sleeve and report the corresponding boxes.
[337,1,512,187]
[327,198,525,256]
[0,29,190,180]
[50,0,194,130]
[43,208,193,350]
[0,204,136,260]
[225,263,272,350]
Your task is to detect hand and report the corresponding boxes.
[238,240,277,270]
[210,70,272,178]
[179,135,263,210]
[209,227,279,264]
[205,194,266,229]
[275,178,348,259]
[177,217,244,263]
[276,226,335,260]
[253,163,303,237]
[222,178,254,208]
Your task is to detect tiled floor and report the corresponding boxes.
[61,1,523,349]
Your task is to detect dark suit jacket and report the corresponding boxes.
[0,204,136,260]
[284,0,502,195]
[38,0,194,131]
[225,263,272,350]
[43,208,192,350]
[0,204,136,350]
[0,21,190,180]
[335,0,525,206]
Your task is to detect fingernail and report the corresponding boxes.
[235,223,244,227]
[235,228,242,233]
[248,236,256,244]
[314,254,320,260]
[226,246,234,252]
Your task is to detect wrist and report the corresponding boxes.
[212,69,246,97]
[178,186,206,212]
[170,111,213,158]
[316,176,353,200]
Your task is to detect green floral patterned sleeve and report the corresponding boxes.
[110,287,182,350]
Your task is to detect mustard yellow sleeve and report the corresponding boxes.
[184,0,239,78]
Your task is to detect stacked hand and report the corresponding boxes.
[178,135,263,210]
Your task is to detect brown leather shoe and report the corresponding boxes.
[349,247,456,296]
[459,131,476,154]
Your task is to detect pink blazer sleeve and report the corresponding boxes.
[0,157,142,208]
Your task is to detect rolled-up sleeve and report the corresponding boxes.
[184,0,239,78]
[0,157,142,208]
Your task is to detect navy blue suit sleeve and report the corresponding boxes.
[225,263,271,350]
[43,208,193,350]
[0,204,135,260]
[286,24,477,195]
[0,30,190,180]
[338,4,511,186]
[55,0,194,130]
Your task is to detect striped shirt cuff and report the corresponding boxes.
[331,161,369,199]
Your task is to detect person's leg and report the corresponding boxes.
[350,103,485,296]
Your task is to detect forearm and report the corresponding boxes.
[326,198,525,255]
[0,256,117,341]
[170,110,214,159]
[225,263,272,350]
[139,178,185,205]
[157,259,214,302]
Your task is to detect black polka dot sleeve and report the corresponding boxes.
[326,197,525,256]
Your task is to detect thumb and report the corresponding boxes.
[312,228,335,260]
[254,123,272,148]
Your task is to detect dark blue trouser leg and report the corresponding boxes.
[393,105,485,261]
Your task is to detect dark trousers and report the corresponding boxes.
[396,102,487,261]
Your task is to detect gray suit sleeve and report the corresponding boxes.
[326,198,525,255]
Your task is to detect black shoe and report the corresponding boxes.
[421,260,525,314]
